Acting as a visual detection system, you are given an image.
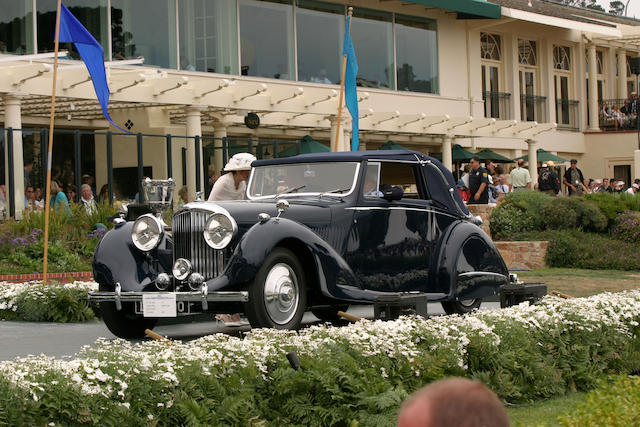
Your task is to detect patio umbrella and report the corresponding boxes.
[513,148,568,163]
[475,148,513,163]
[451,144,475,161]
[377,140,410,150]
[278,135,330,157]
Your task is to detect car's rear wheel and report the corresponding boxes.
[441,298,482,315]
[311,305,349,323]
[99,283,157,339]
[245,248,307,330]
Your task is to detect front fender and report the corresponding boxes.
[433,220,508,300]
[207,217,359,299]
[92,222,172,292]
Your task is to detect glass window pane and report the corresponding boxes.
[240,0,294,79]
[111,0,177,68]
[37,0,108,59]
[0,0,34,54]
[396,15,438,94]
[296,0,343,84]
[179,0,238,74]
[351,8,394,89]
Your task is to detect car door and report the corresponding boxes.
[344,160,449,292]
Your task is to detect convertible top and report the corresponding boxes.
[252,150,470,216]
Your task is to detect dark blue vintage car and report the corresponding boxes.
[90,150,511,338]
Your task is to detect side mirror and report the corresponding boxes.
[381,185,403,201]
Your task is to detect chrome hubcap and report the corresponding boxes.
[264,263,299,325]
[460,299,477,307]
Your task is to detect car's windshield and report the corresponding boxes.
[248,162,359,199]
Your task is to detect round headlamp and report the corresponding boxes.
[203,213,236,249]
[172,258,191,281]
[131,214,164,252]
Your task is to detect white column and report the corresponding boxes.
[542,40,555,124]
[588,43,599,131]
[185,106,204,199]
[341,122,351,152]
[442,135,453,171]
[509,35,522,122]
[634,149,640,182]
[527,139,538,185]
[617,49,628,100]
[4,94,25,218]
[577,40,588,131]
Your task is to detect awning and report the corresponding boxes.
[475,148,513,163]
[513,148,568,163]
[404,0,501,19]
[377,140,410,151]
[278,135,330,157]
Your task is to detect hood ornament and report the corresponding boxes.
[276,199,289,218]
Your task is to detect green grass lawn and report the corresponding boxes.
[507,392,587,426]
[517,268,640,297]
[0,260,92,275]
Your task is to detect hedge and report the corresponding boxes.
[0,291,638,426]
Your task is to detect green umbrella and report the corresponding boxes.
[475,148,513,163]
[451,144,475,161]
[513,148,568,163]
[377,140,410,150]
[278,135,330,157]
[203,140,245,157]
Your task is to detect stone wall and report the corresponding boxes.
[495,241,549,270]
[466,204,494,236]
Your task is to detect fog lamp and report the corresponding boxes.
[172,258,191,281]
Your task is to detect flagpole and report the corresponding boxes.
[333,6,353,152]
[42,0,63,285]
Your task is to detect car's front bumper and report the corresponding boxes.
[88,283,248,311]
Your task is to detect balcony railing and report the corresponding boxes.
[483,91,511,120]
[598,98,638,131]
[555,99,580,131]
[520,95,547,123]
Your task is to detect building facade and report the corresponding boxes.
[2,0,640,216]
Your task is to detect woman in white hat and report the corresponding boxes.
[207,152,256,201]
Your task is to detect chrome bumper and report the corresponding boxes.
[88,283,248,311]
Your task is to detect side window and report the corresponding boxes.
[379,162,428,200]
[362,162,382,198]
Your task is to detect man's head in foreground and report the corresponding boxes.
[397,377,509,427]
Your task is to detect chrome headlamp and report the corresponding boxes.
[131,214,164,252]
[203,213,236,249]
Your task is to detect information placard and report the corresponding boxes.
[142,293,177,317]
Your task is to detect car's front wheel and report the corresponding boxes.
[441,298,482,315]
[99,283,157,339]
[245,248,307,330]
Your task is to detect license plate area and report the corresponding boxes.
[135,299,196,316]
[142,293,177,317]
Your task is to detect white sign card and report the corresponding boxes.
[142,293,177,317]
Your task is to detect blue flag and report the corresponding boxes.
[343,15,359,151]
[59,3,129,133]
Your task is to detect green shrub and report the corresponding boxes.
[546,230,640,270]
[501,190,553,228]
[584,193,629,226]
[540,199,578,230]
[489,203,536,239]
[559,375,640,427]
[619,191,640,211]
[0,282,100,322]
[611,210,640,243]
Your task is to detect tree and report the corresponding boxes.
[556,0,606,12]
[609,0,626,15]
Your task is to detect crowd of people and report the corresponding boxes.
[454,157,639,204]
[600,93,640,130]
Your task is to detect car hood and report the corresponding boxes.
[181,198,337,228]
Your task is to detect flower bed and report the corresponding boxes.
[0,281,99,322]
[0,291,639,426]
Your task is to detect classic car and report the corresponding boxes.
[90,150,513,338]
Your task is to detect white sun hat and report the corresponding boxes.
[223,152,256,171]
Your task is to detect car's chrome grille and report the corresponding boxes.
[173,210,225,279]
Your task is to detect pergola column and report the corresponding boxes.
[587,43,599,131]
[617,49,628,100]
[442,135,453,171]
[185,106,205,198]
[527,138,538,185]
[4,94,25,218]
[212,122,227,176]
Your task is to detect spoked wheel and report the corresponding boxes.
[245,248,307,330]
[99,283,157,339]
[441,298,482,315]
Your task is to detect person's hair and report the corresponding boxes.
[471,156,481,163]
[99,184,109,197]
[65,183,77,193]
[463,164,471,172]
[178,186,188,197]
[398,378,509,427]
[50,181,60,193]
[81,184,91,192]
[82,174,92,184]
[517,159,525,166]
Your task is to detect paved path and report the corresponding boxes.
[0,302,500,361]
